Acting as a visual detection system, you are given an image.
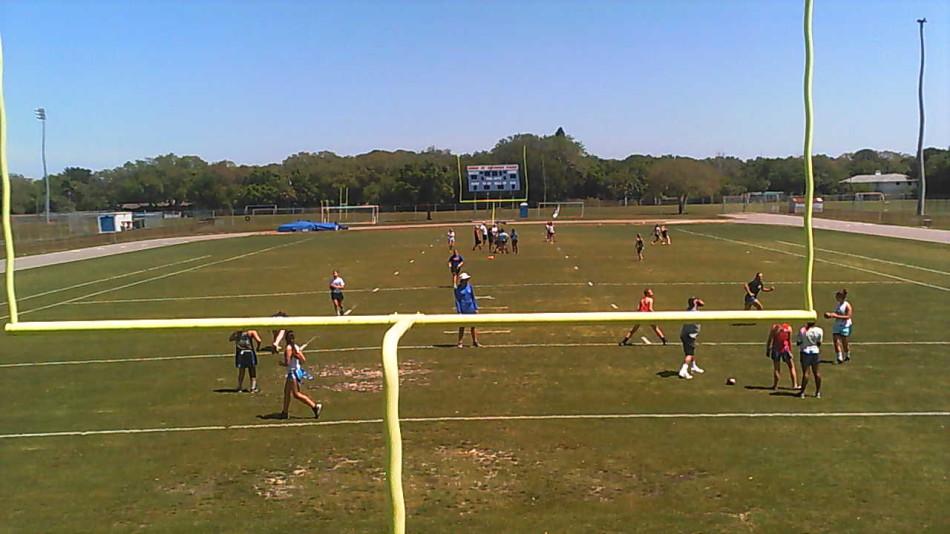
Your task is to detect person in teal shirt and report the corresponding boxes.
[454,272,480,348]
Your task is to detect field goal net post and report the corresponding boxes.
[855,191,886,203]
[320,203,379,225]
[537,201,584,219]
[0,3,820,532]
[243,204,278,215]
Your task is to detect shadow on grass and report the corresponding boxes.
[769,391,801,397]
[213,388,243,393]
[257,412,289,420]
[655,370,679,378]
[744,385,774,391]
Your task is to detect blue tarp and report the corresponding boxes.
[277,220,347,232]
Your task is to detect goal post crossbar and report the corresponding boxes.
[320,204,379,224]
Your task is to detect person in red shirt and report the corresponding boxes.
[618,288,668,346]
[766,322,799,390]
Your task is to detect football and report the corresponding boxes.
[725,377,737,386]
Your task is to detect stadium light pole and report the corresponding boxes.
[34,107,49,223]
[915,18,927,217]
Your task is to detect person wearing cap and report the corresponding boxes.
[453,272,480,348]
[678,297,705,379]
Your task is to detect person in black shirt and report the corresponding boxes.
[744,272,774,310]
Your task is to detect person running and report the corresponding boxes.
[447,228,456,249]
[510,228,519,254]
[635,233,645,261]
[454,272,480,348]
[660,225,671,245]
[743,272,774,310]
[824,288,853,364]
[678,297,705,379]
[472,225,483,251]
[329,270,346,316]
[229,329,262,392]
[544,222,556,243]
[651,224,661,244]
[619,288,667,346]
[270,311,288,353]
[448,249,465,287]
[279,331,322,419]
[797,321,824,398]
[766,322,799,390]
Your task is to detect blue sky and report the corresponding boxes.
[2,0,948,178]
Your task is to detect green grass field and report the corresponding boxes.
[1,222,948,532]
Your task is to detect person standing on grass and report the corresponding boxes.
[766,322,799,390]
[454,272,480,348]
[229,329,262,393]
[447,228,456,249]
[329,270,346,316]
[660,225,671,245]
[472,224,483,251]
[797,321,824,398]
[545,221,556,243]
[824,289,853,364]
[651,224,661,244]
[279,331,323,419]
[448,249,464,287]
[270,311,289,353]
[480,223,490,251]
[743,272,774,310]
[635,233,645,261]
[678,297,705,380]
[619,288,667,346]
[510,228,519,254]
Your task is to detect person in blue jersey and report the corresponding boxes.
[454,272,480,348]
[447,249,465,287]
[229,329,262,392]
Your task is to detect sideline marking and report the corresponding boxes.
[67,280,906,305]
[3,411,947,440]
[3,340,947,369]
[0,255,210,308]
[680,229,949,292]
[641,336,652,345]
[775,240,950,276]
[4,238,310,320]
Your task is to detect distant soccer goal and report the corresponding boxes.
[536,201,584,219]
[243,204,277,216]
[855,192,886,203]
[320,204,379,225]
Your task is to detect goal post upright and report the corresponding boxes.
[0,35,17,323]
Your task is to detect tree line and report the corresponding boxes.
[6,128,950,215]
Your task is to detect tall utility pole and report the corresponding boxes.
[34,107,49,223]
[915,18,927,217]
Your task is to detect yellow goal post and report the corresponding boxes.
[1,1,818,531]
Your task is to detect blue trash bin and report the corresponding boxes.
[519,202,529,218]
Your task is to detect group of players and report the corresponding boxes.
[228,223,856,419]
[616,273,854,398]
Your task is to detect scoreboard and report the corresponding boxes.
[466,164,521,193]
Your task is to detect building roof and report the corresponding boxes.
[840,173,912,184]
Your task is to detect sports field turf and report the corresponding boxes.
[1,222,948,532]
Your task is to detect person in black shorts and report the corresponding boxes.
[448,249,464,286]
[635,233,645,261]
[510,228,519,254]
[229,329,262,392]
[744,272,774,310]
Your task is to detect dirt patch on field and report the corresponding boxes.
[423,442,520,516]
[254,466,311,500]
[316,359,431,393]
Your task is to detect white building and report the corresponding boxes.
[839,171,916,194]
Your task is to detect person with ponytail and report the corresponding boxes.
[824,289,853,364]
[279,331,322,419]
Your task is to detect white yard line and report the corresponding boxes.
[0,255,211,309]
[3,237,311,320]
[2,340,946,369]
[2,411,946,440]
[775,240,950,276]
[67,280,906,306]
[679,229,949,293]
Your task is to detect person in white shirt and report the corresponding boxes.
[823,288,853,364]
[329,270,346,316]
[447,228,456,249]
[797,321,824,398]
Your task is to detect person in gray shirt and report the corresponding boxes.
[678,297,705,380]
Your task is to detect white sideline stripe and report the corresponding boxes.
[2,340,947,368]
[2,411,947,440]
[775,240,950,276]
[680,229,950,293]
[641,337,652,345]
[3,238,310,320]
[66,280,907,305]
[0,255,211,309]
